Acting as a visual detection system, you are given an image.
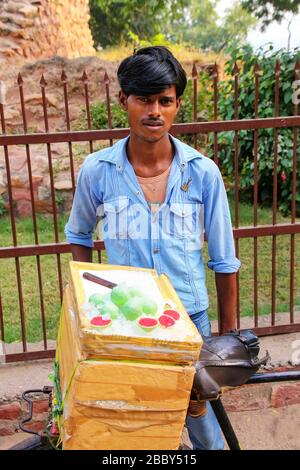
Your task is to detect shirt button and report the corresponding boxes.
[153,248,160,254]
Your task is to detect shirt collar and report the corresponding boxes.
[97,134,201,173]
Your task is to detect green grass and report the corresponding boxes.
[206,196,300,319]
[0,200,299,343]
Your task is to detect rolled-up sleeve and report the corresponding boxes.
[65,161,100,248]
[203,170,241,273]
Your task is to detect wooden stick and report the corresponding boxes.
[82,272,117,289]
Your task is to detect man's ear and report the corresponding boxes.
[119,90,128,111]
[175,97,181,115]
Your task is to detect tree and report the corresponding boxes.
[89,0,189,48]
[89,1,124,48]
[241,0,300,28]
[174,0,256,52]
[89,0,256,52]
[173,0,219,49]
[219,2,257,50]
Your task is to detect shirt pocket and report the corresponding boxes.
[169,202,196,238]
[169,202,194,239]
[169,202,204,250]
[100,197,130,264]
[102,196,130,240]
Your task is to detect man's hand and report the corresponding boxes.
[215,272,237,333]
[70,244,93,263]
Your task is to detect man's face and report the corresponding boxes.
[119,85,181,143]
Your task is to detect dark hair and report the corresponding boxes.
[117,46,187,98]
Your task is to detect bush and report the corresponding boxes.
[77,101,129,131]
[206,44,300,216]
[0,195,7,218]
[176,72,214,147]
[90,101,129,129]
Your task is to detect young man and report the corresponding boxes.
[65,46,240,450]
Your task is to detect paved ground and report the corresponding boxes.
[181,403,300,450]
[226,403,300,450]
[0,331,299,450]
[0,359,53,400]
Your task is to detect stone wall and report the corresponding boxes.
[0,398,49,436]
[0,0,95,60]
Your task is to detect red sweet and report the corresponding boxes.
[90,316,112,327]
[138,317,158,330]
[158,315,176,328]
[163,309,180,321]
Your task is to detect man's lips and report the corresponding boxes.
[142,120,164,127]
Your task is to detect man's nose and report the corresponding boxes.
[148,100,160,116]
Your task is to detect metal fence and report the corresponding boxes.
[0,61,300,363]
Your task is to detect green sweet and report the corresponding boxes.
[101,301,120,319]
[111,283,130,306]
[120,297,144,321]
[142,297,158,316]
[102,293,112,302]
[88,293,107,307]
[128,286,143,298]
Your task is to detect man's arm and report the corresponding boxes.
[203,165,241,334]
[65,160,101,261]
[215,272,237,333]
[71,244,93,263]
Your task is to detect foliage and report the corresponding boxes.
[173,0,219,48]
[75,100,128,131]
[242,0,300,28]
[89,0,124,48]
[0,195,7,218]
[174,0,257,52]
[219,2,257,51]
[126,32,172,49]
[89,0,188,48]
[206,44,300,215]
[88,101,128,130]
[176,71,214,145]
[89,0,256,52]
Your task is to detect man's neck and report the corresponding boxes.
[127,133,174,178]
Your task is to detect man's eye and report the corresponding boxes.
[138,97,149,103]
[161,98,173,105]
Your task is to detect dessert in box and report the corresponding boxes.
[69,261,202,365]
[57,285,196,450]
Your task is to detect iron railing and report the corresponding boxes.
[0,61,299,362]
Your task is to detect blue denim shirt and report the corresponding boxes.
[65,135,240,315]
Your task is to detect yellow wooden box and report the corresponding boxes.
[58,286,196,450]
[69,261,202,365]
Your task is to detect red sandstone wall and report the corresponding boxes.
[0,0,95,60]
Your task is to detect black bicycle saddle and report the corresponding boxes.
[193,329,270,401]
